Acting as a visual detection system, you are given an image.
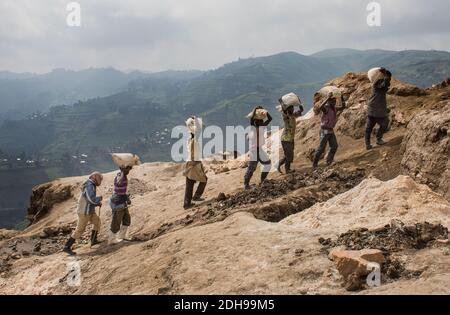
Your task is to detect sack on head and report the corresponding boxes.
[318,86,342,99]
[247,108,268,120]
[112,153,141,168]
[368,67,386,84]
[279,93,301,111]
[185,116,203,135]
[313,86,343,115]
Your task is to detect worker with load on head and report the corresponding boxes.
[108,165,133,244]
[366,67,392,150]
[312,87,346,169]
[107,153,140,244]
[183,116,208,210]
[275,93,304,174]
[244,106,273,190]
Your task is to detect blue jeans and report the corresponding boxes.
[313,129,338,167]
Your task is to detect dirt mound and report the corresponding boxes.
[320,221,448,252]
[27,183,73,225]
[217,167,365,211]
[401,105,450,201]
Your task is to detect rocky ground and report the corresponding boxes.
[0,74,449,295]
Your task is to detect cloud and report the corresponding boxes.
[0,0,449,72]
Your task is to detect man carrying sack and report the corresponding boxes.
[244,106,273,190]
[63,171,103,255]
[366,67,392,150]
[312,87,346,169]
[183,116,208,210]
[275,93,304,174]
[108,153,140,244]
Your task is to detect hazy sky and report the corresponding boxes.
[1,0,449,73]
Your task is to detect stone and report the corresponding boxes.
[43,226,59,237]
[436,239,450,245]
[217,193,228,202]
[329,249,385,279]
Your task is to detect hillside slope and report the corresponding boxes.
[0,68,153,121]
[0,74,449,295]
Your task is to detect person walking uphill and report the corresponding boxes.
[312,89,346,169]
[244,106,273,190]
[63,172,103,255]
[276,94,304,173]
[183,116,208,210]
[108,166,132,244]
[366,67,392,150]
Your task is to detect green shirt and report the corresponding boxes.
[281,113,297,142]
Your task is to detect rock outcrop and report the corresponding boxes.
[401,105,450,201]
[27,183,73,225]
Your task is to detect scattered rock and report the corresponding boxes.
[42,225,72,238]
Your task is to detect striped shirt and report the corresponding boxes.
[114,172,128,195]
